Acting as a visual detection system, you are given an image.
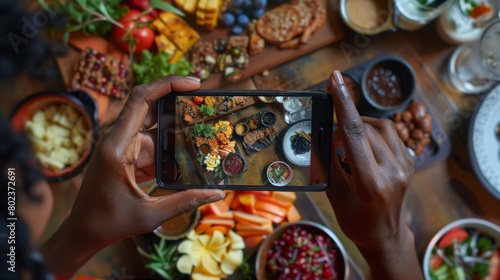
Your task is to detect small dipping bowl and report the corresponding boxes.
[148,185,201,240]
[222,152,247,177]
[261,111,277,127]
[235,122,250,136]
[340,0,395,35]
[361,56,416,116]
[266,161,292,187]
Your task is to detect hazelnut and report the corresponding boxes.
[408,102,426,120]
[393,112,403,122]
[402,111,413,123]
[419,136,431,146]
[416,114,432,132]
[412,128,424,140]
[414,145,424,156]
[395,122,410,142]
[407,138,416,149]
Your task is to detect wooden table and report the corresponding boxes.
[2,5,500,279]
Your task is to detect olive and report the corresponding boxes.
[231,46,242,58]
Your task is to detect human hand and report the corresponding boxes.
[42,76,226,276]
[326,71,421,279]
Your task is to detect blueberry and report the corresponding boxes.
[231,0,243,6]
[253,8,265,18]
[253,0,267,9]
[231,24,244,35]
[222,12,235,26]
[237,14,250,26]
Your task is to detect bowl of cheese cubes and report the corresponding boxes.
[10,90,98,182]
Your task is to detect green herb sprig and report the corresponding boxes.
[39,0,128,42]
[137,238,185,280]
[133,50,192,85]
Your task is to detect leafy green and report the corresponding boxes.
[199,104,216,118]
[133,50,192,85]
[192,123,216,139]
[39,0,128,40]
[477,236,493,251]
[137,238,185,280]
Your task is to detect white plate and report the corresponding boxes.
[282,120,311,167]
[469,85,500,199]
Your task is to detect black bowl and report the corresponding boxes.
[10,90,98,182]
[361,55,416,116]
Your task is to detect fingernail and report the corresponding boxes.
[333,70,345,86]
[331,70,349,97]
[186,76,201,82]
[206,191,226,204]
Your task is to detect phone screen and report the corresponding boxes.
[158,92,332,190]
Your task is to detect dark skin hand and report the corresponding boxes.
[326,71,423,280]
[42,76,226,276]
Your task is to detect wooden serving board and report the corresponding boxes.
[175,96,257,129]
[199,0,345,89]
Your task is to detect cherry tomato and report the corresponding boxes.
[192,96,205,105]
[112,9,155,54]
[488,249,500,279]
[429,253,443,270]
[437,227,468,248]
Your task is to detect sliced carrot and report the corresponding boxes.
[233,211,271,226]
[236,225,273,237]
[243,235,266,251]
[200,218,235,228]
[286,204,301,223]
[255,210,285,224]
[195,223,211,234]
[255,201,287,217]
[235,222,273,231]
[230,194,242,209]
[206,226,229,236]
[203,200,229,216]
[272,191,297,204]
[181,97,197,107]
[203,211,234,220]
[258,196,292,209]
[223,191,236,207]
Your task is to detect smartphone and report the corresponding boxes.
[156,90,333,191]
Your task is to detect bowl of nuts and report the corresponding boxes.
[391,102,433,157]
[10,90,98,182]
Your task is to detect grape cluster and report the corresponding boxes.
[222,0,267,35]
[291,135,311,155]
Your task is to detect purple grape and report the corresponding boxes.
[237,14,250,26]
[222,12,236,26]
[231,25,244,35]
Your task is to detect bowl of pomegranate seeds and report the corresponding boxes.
[256,220,349,280]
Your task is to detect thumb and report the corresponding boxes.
[148,189,226,224]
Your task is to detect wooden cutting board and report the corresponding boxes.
[199,0,345,88]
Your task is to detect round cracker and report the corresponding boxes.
[256,4,302,44]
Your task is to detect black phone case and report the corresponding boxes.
[156,89,333,191]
